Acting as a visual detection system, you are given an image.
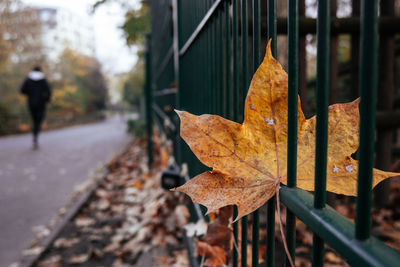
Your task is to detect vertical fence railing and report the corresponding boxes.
[251,1,260,266]
[145,0,400,266]
[232,1,239,266]
[240,1,249,266]
[312,0,330,266]
[355,0,378,241]
[145,34,153,168]
[286,0,299,266]
[266,1,276,266]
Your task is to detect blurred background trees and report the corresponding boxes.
[0,0,150,135]
[92,0,149,112]
[122,59,144,108]
[0,0,45,134]
[51,48,107,117]
[0,0,109,135]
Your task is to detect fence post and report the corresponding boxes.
[172,0,181,164]
[355,0,378,241]
[266,1,277,266]
[241,1,249,266]
[286,0,299,266]
[251,1,261,266]
[350,0,360,100]
[312,0,330,265]
[374,0,395,207]
[145,34,153,168]
[232,1,239,266]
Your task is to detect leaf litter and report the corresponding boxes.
[35,137,190,267]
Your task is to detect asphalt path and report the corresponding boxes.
[0,117,131,267]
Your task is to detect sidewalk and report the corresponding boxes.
[33,138,189,267]
[0,117,130,267]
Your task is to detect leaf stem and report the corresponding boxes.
[232,231,240,258]
[276,183,295,267]
[200,254,205,267]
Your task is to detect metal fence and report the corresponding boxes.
[145,0,400,266]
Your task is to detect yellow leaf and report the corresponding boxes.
[174,41,399,221]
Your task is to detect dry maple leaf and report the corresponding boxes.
[197,241,226,267]
[174,41,399,221]
[202,206,233,251]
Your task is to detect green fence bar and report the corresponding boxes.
[233,0,239,123]
[219,7,224,116]
[145,34,153,168]
[286,0,299,266]
[172,0,179,95]
[212,10,217,114]
[312,0,330,266]
[251,1,260,266]
[179,0,222,57]
[217,4,220,116]
[266,1,276,266]
[355,0,378,241]
[241,0,249,265]
[267,0,277,56]
[252,0,260,65]
[241,0,249,108]
[280,187,400,266]
[207,0,212,114]
[225,1,231,118]
[201,2,206,113]
[232,0,239,266]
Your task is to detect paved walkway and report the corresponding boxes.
[0,117,131,267]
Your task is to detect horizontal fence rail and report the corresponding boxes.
[145,0,400,266]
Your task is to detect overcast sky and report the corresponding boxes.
[22,0,139,74]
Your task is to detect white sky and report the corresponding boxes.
[22,0,139,74]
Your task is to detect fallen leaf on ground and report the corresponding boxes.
[184,219,208,237]
[67,253,89,264]
[173,249,190,267]
[202,206,233,251]
[36,138,188,266]
[197,241,226,267]
[174,205,190,228]
[325,251,343,264]
[111,259,132,267]
[53,237,80,248]
[74,216,95,227]
[155,255,175,266]
[37,255,61,267]
[174,40,399,220]
[22,246,43,256]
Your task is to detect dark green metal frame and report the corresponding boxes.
[145,0,400,266]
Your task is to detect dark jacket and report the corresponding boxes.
[21,71,51,109]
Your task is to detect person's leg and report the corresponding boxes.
[30,107,43,148]
[36,108,45,140]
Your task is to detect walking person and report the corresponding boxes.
[20,66,51,149]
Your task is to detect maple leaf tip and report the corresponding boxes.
[171,185,184,193]
[266,38,272,59]
[174,109,185,118]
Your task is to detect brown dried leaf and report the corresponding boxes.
[202,206,233,251]
[53,237,80,248]
[68,253,89,264]
[197,241,226,267]
[175,41,399,220]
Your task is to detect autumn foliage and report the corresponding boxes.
[174,41,398,222]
